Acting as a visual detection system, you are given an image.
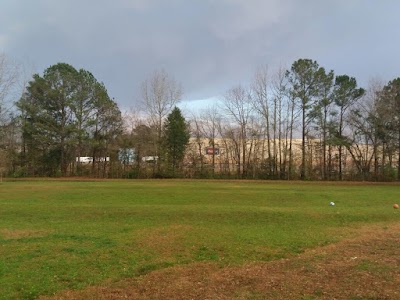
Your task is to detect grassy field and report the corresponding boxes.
[0,180,399,299]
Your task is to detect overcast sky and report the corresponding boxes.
[1,0,400,110]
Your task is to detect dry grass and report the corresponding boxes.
[0,229,52,240]
[135,224,194,262]
[40,222,400,300]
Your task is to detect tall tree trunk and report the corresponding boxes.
[322,108,328,180]
[398,129,400,181]
[301,105,306,179]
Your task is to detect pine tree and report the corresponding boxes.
[162,107,190,176]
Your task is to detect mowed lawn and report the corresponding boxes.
[0,180,399,299]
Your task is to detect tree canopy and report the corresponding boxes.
[17,63,122,176]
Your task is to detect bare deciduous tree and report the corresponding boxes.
[0,53,19,123]
[188,112,206,174]
[252,65,273,175]
[141,69,182,171]
[271,65,291,179]
[201,105,221,174]
[0,53,21,177]
[345,78,382,180]
[222,85,253,177]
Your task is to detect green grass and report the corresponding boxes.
[0,180,399,299]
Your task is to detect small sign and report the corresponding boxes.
[205,147,219,155]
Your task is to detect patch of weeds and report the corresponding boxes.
[61,247,90,255]
[17,285,42,300]
[234,290,265,299]
[135,262,174,276]
[356,259,373,271]
[195,245,219,261]
[313,289,323,297]
[286,244,306,254]
[356,259,392,274]
[51,233,116,248]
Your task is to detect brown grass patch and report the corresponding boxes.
[135,224,194,261]
[0,228,51,240]
[40,222,400,300]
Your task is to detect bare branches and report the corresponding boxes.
[0,53,21,123]
[141,69,182,127]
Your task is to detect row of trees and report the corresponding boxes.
[187,60,400,181]
[0,54,399,180]
[0,60,190,178]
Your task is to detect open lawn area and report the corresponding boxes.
[0,180,399,299]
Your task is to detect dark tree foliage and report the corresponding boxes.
[377,78,400,180]
[332,75,365,180]
[162,107,190,176]
[310,69,334,180]
[17,63,79,175]
[286,59,327,179]
[17,63,122,177]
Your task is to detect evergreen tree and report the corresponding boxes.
[286,59,326,179]
[332,75,365,180]
[162,107,190,176]
[377,78,400,180]
[18,63,80,176]
[17,63,122,177]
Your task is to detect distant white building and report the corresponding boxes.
[76,157,110,164]
[141,156,158,162]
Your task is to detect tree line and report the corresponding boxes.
[0,54,399,180]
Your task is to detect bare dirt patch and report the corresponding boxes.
[41,223,400,300]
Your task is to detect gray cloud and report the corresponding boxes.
[1,0,399,109]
